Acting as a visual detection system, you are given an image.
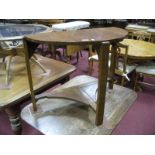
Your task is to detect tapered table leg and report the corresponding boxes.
[95,42,110,126]
[109,43,117,89]
[5,106,22,135]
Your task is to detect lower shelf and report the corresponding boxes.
[21,75,137,135]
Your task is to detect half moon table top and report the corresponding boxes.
[23,27,128,126]
[24,27,128,45]
[120,39,155,60]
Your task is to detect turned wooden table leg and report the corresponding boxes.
[95,42,110,126]
[5,106,22,135]
[109,43,117,89]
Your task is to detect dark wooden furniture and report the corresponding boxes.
[0,55,75,134]
[23,27,128,126]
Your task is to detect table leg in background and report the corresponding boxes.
[5,105,22,135]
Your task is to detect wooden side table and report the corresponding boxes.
[23,27,128,126]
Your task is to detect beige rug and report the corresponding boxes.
[21,82,137,135]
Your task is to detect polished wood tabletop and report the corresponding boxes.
[0,55,75,108]
[25,27,128,45]
[120,39,155,60]
[0,55,75,134]
[24,27,128,126]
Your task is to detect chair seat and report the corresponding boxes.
[89,54,111,66]
[89,54,136,74]
[66,45,84,56]
[52,21,90,62]
[117,61,136,74]
[88,54,98,61]
[136,61,155,75]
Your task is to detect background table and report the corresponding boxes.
[0,24,50,41]
[120,39,155,60]
[125,24,155,42]
[0,55,75,134]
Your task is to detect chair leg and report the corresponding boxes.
[69,56,72,61]
[63,48,70,63]
[6,55,13,85]
[139,73,144,82]
[89,59,94,74]
[63,49,65,57]
[49,45,57,59]
[121,76,125,86]
[134,72,139,91]
[55,50,62,60]
[41,44,47,56]
[80,51,83,57]
[3,56,5,63]
[76,52,79,63]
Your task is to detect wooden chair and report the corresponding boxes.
[134,61,155,90]
[133,31,155,90]
[63,45,84,63]
[88,43,136,86]
[132,30,151,42]
[0,40,46,85]
[51,21,90,63]
[47,44,83,63]
[134,53,155,90]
